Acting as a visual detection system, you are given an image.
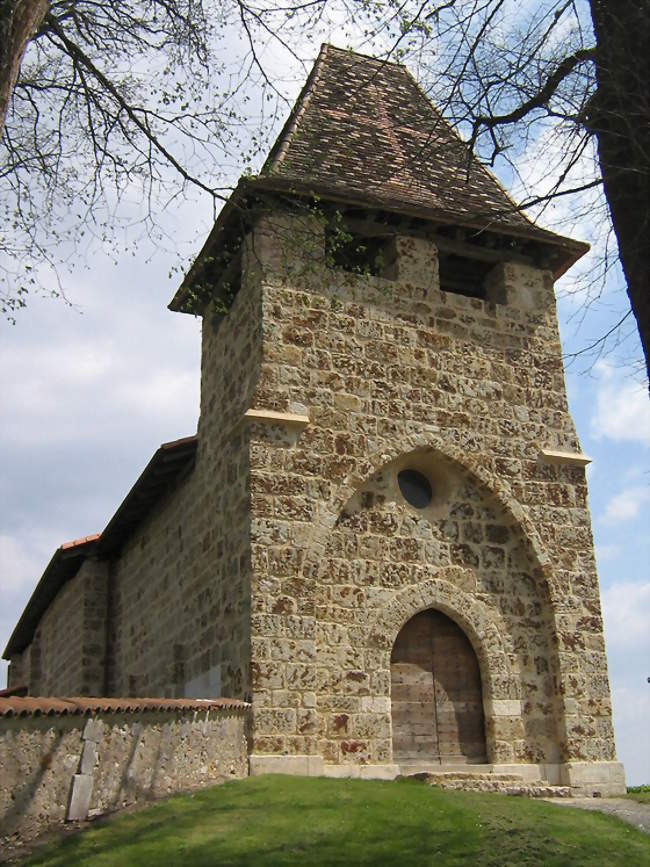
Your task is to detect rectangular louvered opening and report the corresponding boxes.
[437,252,493,300]
[325,226,397,279]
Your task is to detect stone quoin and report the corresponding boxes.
[3,44,625,797]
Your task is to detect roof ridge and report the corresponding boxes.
[170,45,587,314]
[60,534,101,551]
[0,696,250,718]
[397,72,543,234]
[323,43,406,69]
[264,46,564,240]
[266,43,331,174]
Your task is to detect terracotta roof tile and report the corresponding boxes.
[170,45,587,314]
[60,534,101,552]
[265,45,545,235]
[0,696,248,718]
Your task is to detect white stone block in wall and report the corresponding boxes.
[67,774,93,822]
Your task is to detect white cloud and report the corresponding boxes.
[601,485,650,525]
[610,684,650,787]
[601,581,650,654]
[594,542,620,562]
[601,581,650,785]
[0,533,52,593]
[590,361,650,446]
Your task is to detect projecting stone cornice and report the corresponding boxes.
[539,448,591,467]
[243,408,310,428]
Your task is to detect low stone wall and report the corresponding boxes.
[0,697,249,845]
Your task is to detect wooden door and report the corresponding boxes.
[390,610,486,763]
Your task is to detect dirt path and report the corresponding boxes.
[546,797,650,834]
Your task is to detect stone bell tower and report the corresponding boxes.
[6,44,623,798]
[168,45,624,794]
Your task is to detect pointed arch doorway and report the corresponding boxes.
[390,610,487,764]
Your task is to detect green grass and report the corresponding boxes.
[17,776,650,867]
[627,785,650,804]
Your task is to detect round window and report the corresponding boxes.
[397,469,433,509]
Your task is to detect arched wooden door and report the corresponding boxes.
[390,610,486,764]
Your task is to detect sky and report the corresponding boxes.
[1,12,649,787]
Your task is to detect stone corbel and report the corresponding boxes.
[243,408,310,428]
[539,448,591,468]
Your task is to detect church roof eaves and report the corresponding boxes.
[3,535,100,659]
[169,173,587,315]
[97,434,198,558]
[264,44,586,250]
[170,45,587,316]
[3,436,198,660]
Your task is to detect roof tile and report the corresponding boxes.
[265,45,538,234]
[0,696,248,718]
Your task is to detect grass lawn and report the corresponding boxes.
[16,776,650,867]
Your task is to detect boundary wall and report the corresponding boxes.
[0,697,249,845]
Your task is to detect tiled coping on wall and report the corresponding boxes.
[0,697,249,845]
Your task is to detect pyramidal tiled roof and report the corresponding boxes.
[170,45,587,313]
[263,44,547,234]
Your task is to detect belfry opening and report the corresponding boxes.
[391,610,486,765]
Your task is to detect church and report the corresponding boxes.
[3,45,625,795]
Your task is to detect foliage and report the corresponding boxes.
[2,1,649,381]
[0,1,357,318]
[381,0,649,374]
[627,785,650,804]
[19,776,650,866]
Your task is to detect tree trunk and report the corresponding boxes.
[0,0,49,138]
[590,0,650,384]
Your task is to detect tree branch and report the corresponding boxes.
[43,11,228,202]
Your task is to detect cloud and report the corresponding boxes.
[0,309,199,449]
[590,361,650,447]
[601,581,650,654]
[0,533,53,594]
[601,485,650,524]
[594,542,620,562]
[601,580,650,785]
[609,683,650,787]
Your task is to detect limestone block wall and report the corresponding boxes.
[8,637,39,695]
[0,700,248,845]
[244,213,618,777]
[32,572,84,696]
[318,455,561,768]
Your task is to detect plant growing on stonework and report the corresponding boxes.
[2,1,649,390]
[0,1,355,319]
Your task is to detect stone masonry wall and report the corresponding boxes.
[320,454,561,768]
[0,704,248,845]
[12,560,109,697]
[32,571,84,696]
[244,213,618,775]
[107,245,263,701]
[13,237,263,703]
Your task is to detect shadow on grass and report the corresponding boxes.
[20,777,650,867]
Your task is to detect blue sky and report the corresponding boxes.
[1,27,648,786]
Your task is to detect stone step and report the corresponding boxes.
[433,780,572,798]
[401,773,572,798]
[424,771,526,782]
